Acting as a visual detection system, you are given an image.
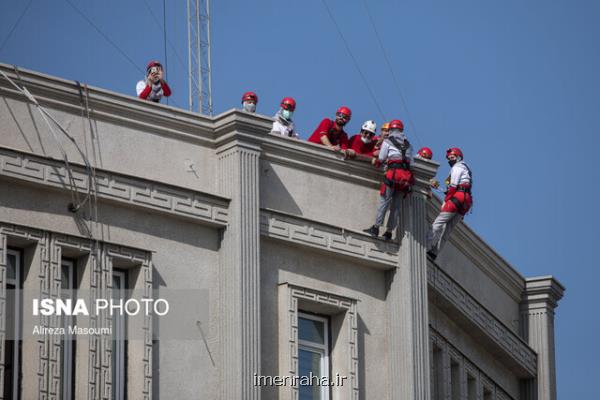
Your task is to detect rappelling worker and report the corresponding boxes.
[241,91,258,113]
[136,61,172,103]
[426,147,473,260]
[308,106,351,155]
[347,120,379,158]
[271,97,299,138]
[363,119,414,240]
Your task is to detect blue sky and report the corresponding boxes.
[1,0,598,396]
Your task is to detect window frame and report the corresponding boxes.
[60,258,76,400]
[111,269,127,400]
[298,312,330,400]
[6,248,22,400]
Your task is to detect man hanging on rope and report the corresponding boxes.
[136,60,172,103]
[426,147,473,260]
[308,106,352,156]
[363,119,414,241]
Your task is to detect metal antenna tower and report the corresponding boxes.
[187,0,213,115]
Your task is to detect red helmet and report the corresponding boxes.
[241,91,258,104]
[336,106,352,119]
[389,119,404,131]
[280,97,296,111]
[146,60,162,71]
[418,147,433,159]
[446,147,463,159]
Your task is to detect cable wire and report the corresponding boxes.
[0,0,34,54]
[162,0,169,105]
[64,0,143,74]
[320,0,387,121]
[360,0,423,147]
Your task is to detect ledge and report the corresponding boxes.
[428,260,537,378]
[260,208,399,270]
[0,146,230,227]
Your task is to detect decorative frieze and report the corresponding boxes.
[260,209,399,269]
[0,147,229,227]
[428,261,538,377]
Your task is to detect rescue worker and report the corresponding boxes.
[363,119,413,240]
[308,106,352,155]
[241,91,258,113]
[417,147,433,160]
[374,122,390,153]
[136,61,172,103]
[271,97,299,138]
[426,147,473,260]
[347,120,379,158]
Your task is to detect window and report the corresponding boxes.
[60,259,76,400]
[5,248,22,400]
[298,313,329,400]
[112,270,127,400]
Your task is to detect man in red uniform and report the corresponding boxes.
[308,106,352,154]
[136,61,172,103]
[347,120,379,158]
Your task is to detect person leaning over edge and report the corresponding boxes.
[363,119,414,241]
[346,120,379,158]
[271,97,299,138]
[307,106,352,156]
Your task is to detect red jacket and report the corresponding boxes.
[308,118,349,149]
[348,134,379,157]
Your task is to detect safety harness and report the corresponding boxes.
[446,162,473,214]
[381,136,414,196]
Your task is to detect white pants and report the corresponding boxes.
[426,211,463,255]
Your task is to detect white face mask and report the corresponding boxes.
[282,110,293,120]
[243,102,256,113]
[361,136,372,144]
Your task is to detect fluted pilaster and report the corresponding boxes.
[520,276,564,400]
[387,158,438,400]
[217,134,262,400]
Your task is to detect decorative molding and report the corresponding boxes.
[260,208,399,270]
[428,261,537,378]
[284,284,359,400]
[430,329,515,400]
[0,146,230,227]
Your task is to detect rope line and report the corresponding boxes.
[0,0,33,54]
[320,0,387,121]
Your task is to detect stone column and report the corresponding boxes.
[520,276,565,400]
[387,158,438,400]
[215,112,265,400]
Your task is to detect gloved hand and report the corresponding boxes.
[429,178,440,189]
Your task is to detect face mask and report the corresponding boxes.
[282,110,293,120]
[448,159,457,167]
[361,136,372,144]
[243,102,256,113]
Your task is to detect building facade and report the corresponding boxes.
[0,64,563,400]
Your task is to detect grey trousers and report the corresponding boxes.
[375,186,402,231]
[426,211,463,255]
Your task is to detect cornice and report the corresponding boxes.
[428,260,537,378]
[0,63,216,147]
[521,276,565,310]
[0,146,230,227]
[260,208,399,270]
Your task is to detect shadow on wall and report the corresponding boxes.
[260,161,302,216]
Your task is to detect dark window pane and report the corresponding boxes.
[298,317,324,344]
[299,348,322,400]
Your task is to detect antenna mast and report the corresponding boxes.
[187,0,213,115]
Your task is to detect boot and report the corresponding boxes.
[363,225,379,237]
[382,231,393,241]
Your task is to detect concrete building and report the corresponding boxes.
[0,64,563,400]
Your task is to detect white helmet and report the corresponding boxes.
[361,120,377,134]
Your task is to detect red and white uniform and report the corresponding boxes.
[136,79,172,103]
[308,118,349,149]
[427,160,473,257]
[348,134,379,157]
